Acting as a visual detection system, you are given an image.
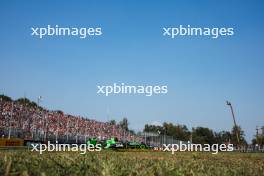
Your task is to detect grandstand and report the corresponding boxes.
[0,95,142,144]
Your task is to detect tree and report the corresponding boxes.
[16,98,31,105]
[214,131,232,144]
[192,127,216,145]
[231,125,247,145]
[144,122,190,141]
[119,117,129,131]
[252,135,264,146]
[163,122,190,141]
[109,119,116,126]
[0,94,12,102]
[144,124,163,134]
[15,98,38,108]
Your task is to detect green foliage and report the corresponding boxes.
[15,98,38,108]
[119,117,129,131]
[192,127,217,145]
[144,122,248,146]
[231,125,247,145]
[108,120,116,126]
[144,124,163,133]
[252,135,264,146]
[214,131,232,144]
[0,94,12,102]
[163,122,190,141]
[144,123,190,141]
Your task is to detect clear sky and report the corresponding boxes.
[0,0,264,141]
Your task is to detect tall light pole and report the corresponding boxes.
[226,101,240,145]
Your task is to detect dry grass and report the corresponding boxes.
[0,151,264,176]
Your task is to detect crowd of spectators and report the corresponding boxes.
[0,96,142,143]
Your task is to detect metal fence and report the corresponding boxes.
[0,127,92,144]
[2,127,264,152]
[1,127,187,146]
[139,132,188,147]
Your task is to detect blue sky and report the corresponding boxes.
[0,0,264,141]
